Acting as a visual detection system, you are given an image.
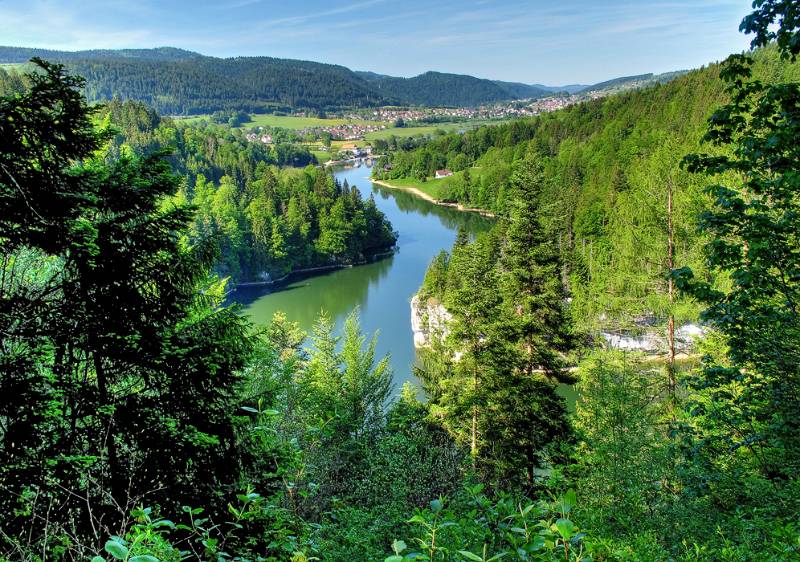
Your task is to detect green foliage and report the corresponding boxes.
[573,351,669,530]
[676,0,800,487]
[385,489,592,561]
[0,58,254,558]
[379,48,800,328]
[416,155,574,488]
[99,99,397,283]
[5,5,800,562]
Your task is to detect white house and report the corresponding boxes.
[435,169,453,179]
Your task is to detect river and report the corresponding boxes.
[231,163,493,389]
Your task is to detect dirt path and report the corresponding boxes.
[371,179,496,218]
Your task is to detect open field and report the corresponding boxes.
[330,139,367,149]
[176,113,388,130]
[175,113,511,142]
[246,114,385,129]
[372,168,495,216]
[364,119,509,141]
[376,176,447,200]
[376,167,482,200]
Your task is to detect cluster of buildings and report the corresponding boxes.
[302,123,387,140]
[524,90,607,115]
[242,89,620,148]
[244,132,274,144]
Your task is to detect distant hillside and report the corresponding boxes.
[376,46,799,323]
[532,83,587,94]
[0,47,382,114]
[0,45,683,112]
[0,46,201,62]
[364,71,522,107]
[582,71,688,94]
[358,71,549,104]
[492,80,550,99]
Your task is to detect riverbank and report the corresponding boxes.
[371,179,496,218]
[235,248,397,288]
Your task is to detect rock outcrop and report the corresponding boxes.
[599,324,705,354]
[410,294,452,348]
[411,292,706,355]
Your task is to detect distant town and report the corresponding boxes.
[241,90,615,145]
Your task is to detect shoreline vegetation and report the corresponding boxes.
[370,178,496,217]
[234,247,397,288]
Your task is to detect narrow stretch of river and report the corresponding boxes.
[231,164,493,389]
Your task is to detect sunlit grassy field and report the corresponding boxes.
[364,119,509,141]
[246,114,385,129]
[379,167,489,200]
[174,113,512,148]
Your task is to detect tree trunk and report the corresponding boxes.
[94,353,125,504]
[667,177,676,414]
[471,366,478,469]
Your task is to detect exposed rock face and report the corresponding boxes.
[599,324,705,354]
[410,294,452,348]
[411,291,705,355]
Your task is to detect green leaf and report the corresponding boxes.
[384,557,403,562]
[130,556,160,562]
[392,539,407,555]
[104,540,129,560]
[457,551,483,561]
[430,498,443,513]
[554,518,576,540]
[91,557,106,562]
[563,489,576,512]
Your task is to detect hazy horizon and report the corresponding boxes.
[0,0,754,85]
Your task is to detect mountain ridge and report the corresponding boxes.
[0,45,681,112]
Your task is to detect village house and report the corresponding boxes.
[434,169,453,179]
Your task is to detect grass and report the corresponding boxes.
[174,114,385,129]
[364,119,510,141]
[312,150,332,164]
[378,167,484,201]
[0,63,24,71]
[176,113,509,142]
[330,139,367,150]
[245,114,386,129]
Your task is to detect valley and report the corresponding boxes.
[1,2,799,561]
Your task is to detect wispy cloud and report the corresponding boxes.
[0,0,754,84]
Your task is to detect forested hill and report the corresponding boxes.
[0,45,201,62]
[492,80,553,98]
[0,49,383,114]
[1,45,670,112]
[377,46,800,326]
[356,70,550,105]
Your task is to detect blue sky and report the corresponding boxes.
[0,0,754,84]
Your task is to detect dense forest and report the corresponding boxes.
[0,73,398,285]
[0,47,384,113]
[98,99,397,283]
[2,47,566,112]
[377,44,800,328]
[1,2,799,561]
[0,47,689,114]
[356,71,550,106]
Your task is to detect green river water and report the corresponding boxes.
[230,164,576,406]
